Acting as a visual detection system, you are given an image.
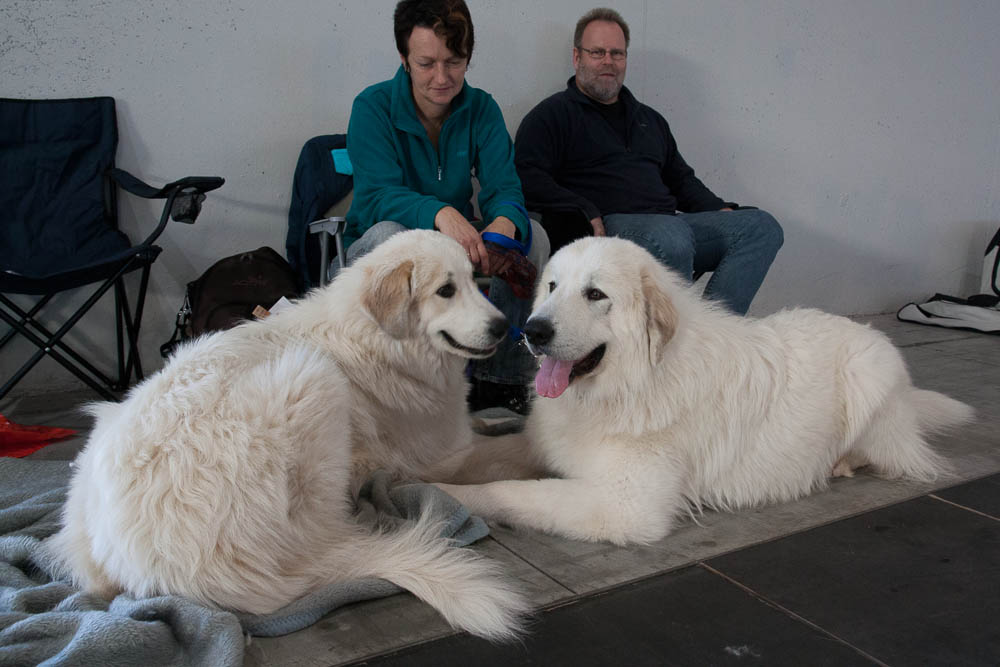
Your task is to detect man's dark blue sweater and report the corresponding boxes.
[514,77,727,223]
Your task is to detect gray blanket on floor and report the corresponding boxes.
[0,458,487,666]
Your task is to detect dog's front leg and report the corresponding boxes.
[436,477,673,545]
[427,433,547,485]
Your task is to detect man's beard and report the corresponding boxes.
[578,69,622,103]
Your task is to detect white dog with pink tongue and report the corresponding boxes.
[436,236,969,545]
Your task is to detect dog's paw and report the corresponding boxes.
[831,459,855,478]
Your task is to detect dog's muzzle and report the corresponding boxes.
[522,317,554,355]
[439,316,508,357]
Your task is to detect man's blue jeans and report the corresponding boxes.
[603,209,783,315]
[345,220,550,385]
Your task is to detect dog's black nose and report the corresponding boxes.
[488,317,508,341]
[523,318,554,346]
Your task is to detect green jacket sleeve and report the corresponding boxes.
[472,96,530,242]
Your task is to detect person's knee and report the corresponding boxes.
[365,220,408,245]
[608,217,694,271]
[346,220,407,265]
[740,210,784,251]
[528,218,551,269]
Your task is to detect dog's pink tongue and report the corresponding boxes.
[535,356,574,398]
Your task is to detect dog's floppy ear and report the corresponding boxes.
[363,260,417,339]
[641,267,677,364]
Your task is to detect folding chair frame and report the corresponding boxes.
[1,171,223,402]
[308,216,347,287]
[0,251,154,401]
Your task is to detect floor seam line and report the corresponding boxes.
[487,536,578,595]
[698,562,891,667]
[928,494,1000,522]
[896,336,980,348]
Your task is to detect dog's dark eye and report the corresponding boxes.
[548,281,557,293]
[436,283,456,298]
[586,288,607,301]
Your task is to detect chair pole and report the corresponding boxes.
[0,294,53,350]
[0,312,117,401]
[1,295,116,387]
[114,278,126,388]
[115,264,151,389]
[0,257,142,400]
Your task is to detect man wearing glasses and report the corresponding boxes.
[514,8,783,315]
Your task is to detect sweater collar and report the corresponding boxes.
[390,65,470,136]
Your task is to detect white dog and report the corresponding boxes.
[45,230,529,641]
[438,237,974,545]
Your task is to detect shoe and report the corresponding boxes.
[468,379,532,416]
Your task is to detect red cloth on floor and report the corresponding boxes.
[0,415,77,458]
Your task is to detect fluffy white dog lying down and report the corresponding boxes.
[45,230,529,641]
[438,237,974,545]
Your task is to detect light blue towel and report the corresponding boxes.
[0,458,488,665]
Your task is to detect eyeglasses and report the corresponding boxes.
[578,46,627,62]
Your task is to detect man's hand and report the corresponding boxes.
[435,206,490,273]
[590,216,606,237]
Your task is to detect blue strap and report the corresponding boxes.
[483,200,532,255]
[482,200,532,342]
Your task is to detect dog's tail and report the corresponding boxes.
[862,389,974,482]
[339,510,530,642]
[898,389,974,482]
[909,389,975,434]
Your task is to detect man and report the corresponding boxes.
[514,8,783,315]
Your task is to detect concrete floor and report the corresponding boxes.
[3,315,997,666]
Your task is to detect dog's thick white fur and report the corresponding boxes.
[439,237,974,545]
[45,230,529,641]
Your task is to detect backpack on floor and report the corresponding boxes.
[161,247,299,357]
[897,227,1000,334]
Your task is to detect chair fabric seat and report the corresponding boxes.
[0,244,161,295]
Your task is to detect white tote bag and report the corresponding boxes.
[897,227,1000,334]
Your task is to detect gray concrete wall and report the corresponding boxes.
[3,1,998,392]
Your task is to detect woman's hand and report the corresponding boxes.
[435,206,491,273]
[480,216,518,276]
[482,216,516,239]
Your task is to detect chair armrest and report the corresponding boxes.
[109,169,225,246]
[111,169,224,199]
[307,216,346,236]
[308,217,347,286]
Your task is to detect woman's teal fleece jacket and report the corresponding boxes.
[344,65,529,248]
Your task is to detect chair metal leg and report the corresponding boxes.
[115,265,150,388]
[334,224,346,270]
[114,278,126,388]
[0,294,53,351]
[0,295,117,389]
[309,217,347,287]
[319,231,330,286]
[0,306,117,401]
[0,257,151,401]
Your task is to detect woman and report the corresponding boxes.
[344,0,549,414]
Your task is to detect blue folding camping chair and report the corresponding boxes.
[0,96,224,400]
